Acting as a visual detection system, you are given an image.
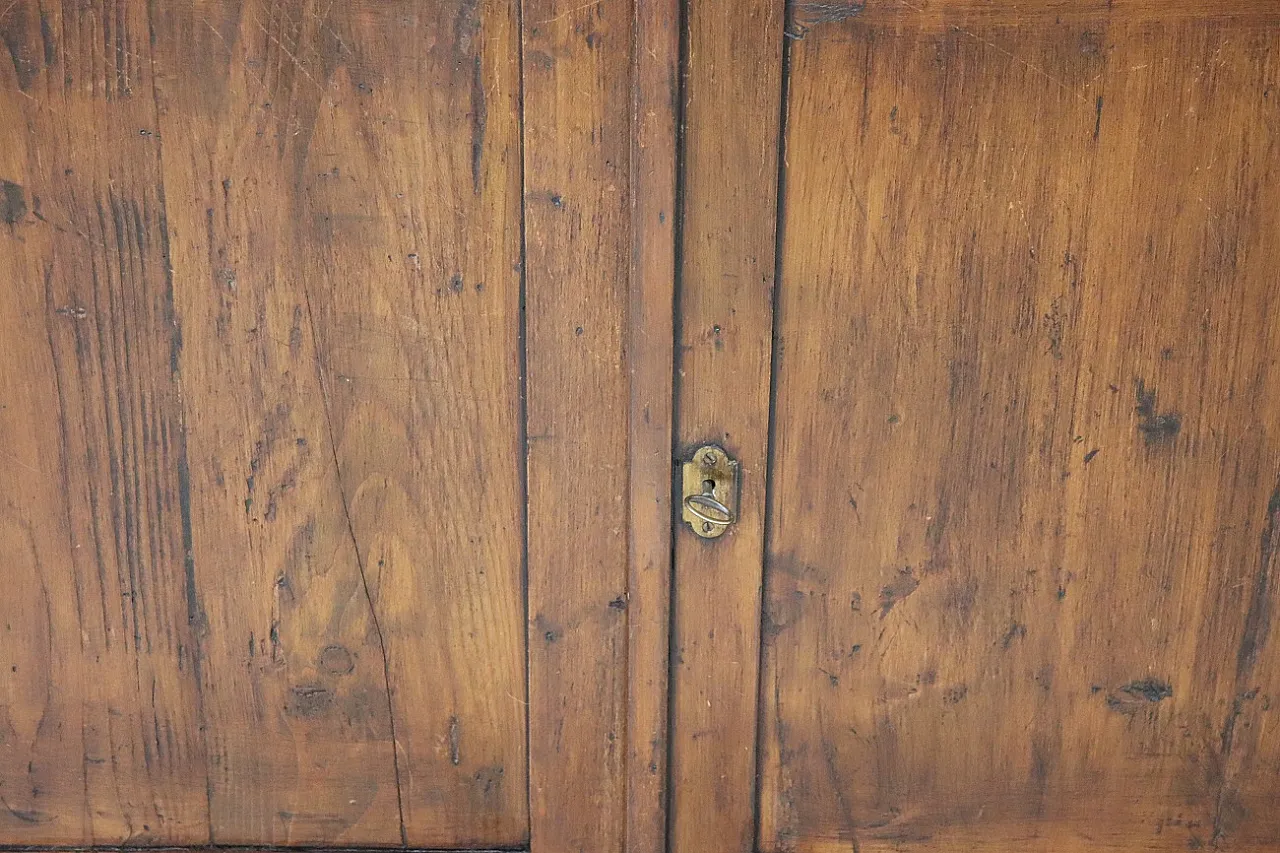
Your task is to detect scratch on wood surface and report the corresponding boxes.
[312,0,351,56]
[536,0,605,26]
[200,16,271,92]
[0,450,42,476]
[250,13,323,90]
[891,0,1088,103]
[201,17,231,49]
[837,160,892,272]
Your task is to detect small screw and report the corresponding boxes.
[702,521,714,534]
[703,452,717,466]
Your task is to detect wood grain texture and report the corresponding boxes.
[2,0,528,846]
[521,0,633,851]
[0,0,210,842]
[151,0,529,845]
[761,12,1280,853]
[626,0,680,851]
[667,1,785,852]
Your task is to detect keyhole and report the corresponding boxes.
[702,479,717,496]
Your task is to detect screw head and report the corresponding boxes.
[702,521,714,534]
[703,452,717,466]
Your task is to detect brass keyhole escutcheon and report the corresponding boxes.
[682,444,739,539]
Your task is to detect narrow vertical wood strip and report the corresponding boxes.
[627,0,680,850]
[521,0,635,850]
[668,0,786,851]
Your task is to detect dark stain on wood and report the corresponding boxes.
[879,567,920,618]
[998,621,1027,650]
[474,764,504,798]
[1236,479,1280,678]
[0,1,39,91]
[1105,678,1173,712]
[1,179,26,224]
[942,574,979,628]
[1135,379,1181,444]
[449,715,462,766]
[288,684,335,718]
[470,53,487,195]
[789,1,865,38]
[1214,479,1280,843]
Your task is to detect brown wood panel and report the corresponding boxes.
[0,0,210,842]
[148,0,528,846]
[668,1,785,852]
[762,12,1280,853]
[1,0,528,845]
[626,0,680,851]
[521,0,633,851]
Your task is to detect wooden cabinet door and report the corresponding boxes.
[671,2,1280,853]
[7,0,1279,851]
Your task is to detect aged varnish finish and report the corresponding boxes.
[2,0,1278,851]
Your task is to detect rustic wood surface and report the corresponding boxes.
[2,0,528,845]
[520,0,634,851]
[760,7,1280,852]
[0,1,208,842]
[667,1,786,853]
[5,0,1280,850]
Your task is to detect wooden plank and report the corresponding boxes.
[0,848,520,852]
[761,14,1280,853]
[626,0,680,851]
[147,0,528,846]
[521,0,633,851]
[787,0,1280,31]
[667,1,786,852]
[0,0,210,842]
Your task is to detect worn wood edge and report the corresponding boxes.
[787,0,1280,34]
[626,0,681,852]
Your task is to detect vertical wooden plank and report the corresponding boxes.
[149,0,528,846]
[668,2,785,853]
[0,0,209,842]
[146,1,400,841]
[760,12,1280,853]
[627,0,680,851]
[521,0,633,849]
